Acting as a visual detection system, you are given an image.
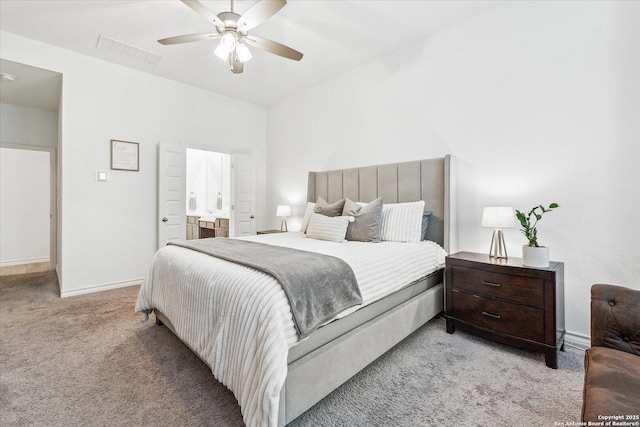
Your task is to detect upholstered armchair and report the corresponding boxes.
[582,284,640,422]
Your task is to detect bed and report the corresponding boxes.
[136,155,457,426]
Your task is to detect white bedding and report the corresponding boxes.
[135,232,446,427]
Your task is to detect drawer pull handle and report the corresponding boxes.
[481,281,502,288]
[482,311,501,319]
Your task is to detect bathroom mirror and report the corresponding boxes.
[185,148,231,219]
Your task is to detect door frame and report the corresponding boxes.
[0,142,57,268]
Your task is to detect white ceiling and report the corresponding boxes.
[0,59,62,111]
[0,0,499,107]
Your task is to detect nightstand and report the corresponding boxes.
[445,251,565,368]
[257,230,283,235]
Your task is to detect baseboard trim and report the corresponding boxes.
[60,278,143,298]
[564,330,590,350]
[0,257,50,267]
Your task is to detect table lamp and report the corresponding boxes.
[276,205,291,232]
[481,207,515,259]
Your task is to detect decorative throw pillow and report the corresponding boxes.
[342,197,383,242]
[421,211,433,241]
[299,202,316,233]
[380,201,425,243]
[306,213,354,243]
[313,197,345,218]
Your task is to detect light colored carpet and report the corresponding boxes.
[1,271,585,426]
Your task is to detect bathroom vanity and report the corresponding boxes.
[186,215,229,239]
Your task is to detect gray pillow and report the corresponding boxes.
[342,197,383,242]
[421,211,433,240]
[314,197,345,217]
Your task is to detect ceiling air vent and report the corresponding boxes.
[96,35,163,65]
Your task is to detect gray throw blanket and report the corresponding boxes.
[168,239,363,340]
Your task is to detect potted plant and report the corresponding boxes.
[515,203,559,267]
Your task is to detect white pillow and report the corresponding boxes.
[299,202,315,233]
[380,201,425,243]
[306,213,354,243]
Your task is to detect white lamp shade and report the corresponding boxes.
[214,43,229,61]
[481,207,515,229]
[219,32,236,52]
[276,205,291,217]
[236,43,252,63]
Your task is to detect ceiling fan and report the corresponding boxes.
[158,0,303,74]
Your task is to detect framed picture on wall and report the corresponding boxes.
[110,139,139,171]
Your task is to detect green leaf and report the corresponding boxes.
[515,202,560,246]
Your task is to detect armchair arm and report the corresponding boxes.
[590,284,640,356]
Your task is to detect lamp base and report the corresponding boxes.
[488,229,508,259]
[280,217,288,232]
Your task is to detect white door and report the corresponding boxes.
[231,153,256,237]
[158,142,186,248]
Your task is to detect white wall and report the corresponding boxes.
[0,103,58,148]
[266,1,640,340]
[0,147,50,265]
[0,31,267,296]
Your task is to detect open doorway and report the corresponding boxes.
[185,148,232,239]
[0,59,61,277]
[158,143,255,247]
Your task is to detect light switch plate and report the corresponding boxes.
[96,171,108,182]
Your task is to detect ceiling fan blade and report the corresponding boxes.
[245,35,303,61]
[236,0,287,32]
[158,33,220,45]
[181,0,225,30]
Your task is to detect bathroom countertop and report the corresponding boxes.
[194,214,230,222]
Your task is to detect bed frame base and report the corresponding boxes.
[279,283,443,426]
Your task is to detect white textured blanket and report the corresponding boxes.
[135,232,446,427]
[167,238,362,339]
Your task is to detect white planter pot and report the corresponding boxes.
[522,245,549,268]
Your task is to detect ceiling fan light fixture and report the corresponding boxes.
[163,0,303,74]
[219,32,236,52]
[214,43,229,61]
[236,42,252,63]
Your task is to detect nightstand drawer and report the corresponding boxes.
[451,290,544,342]
[451,266,544,308]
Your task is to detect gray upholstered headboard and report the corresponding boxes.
[307,155,457,253]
